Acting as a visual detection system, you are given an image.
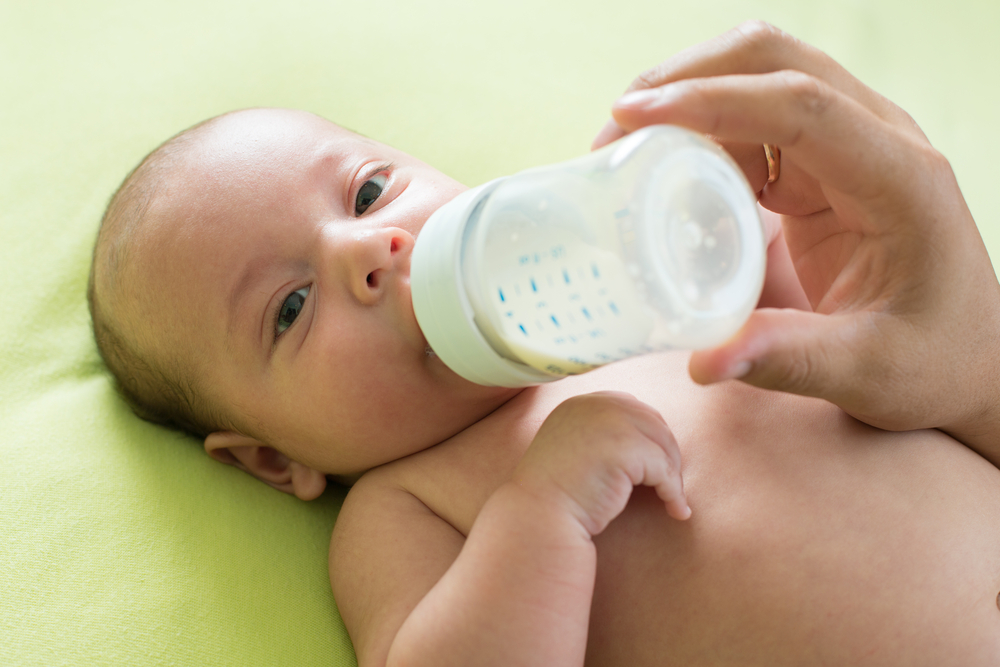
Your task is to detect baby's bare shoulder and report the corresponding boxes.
[329,397,535,577]
[329,464,465,665]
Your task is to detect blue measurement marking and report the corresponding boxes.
[505,311,513,318]
[592,263,600,278]
[582,307,592,320]
[498,288,505,302]
[614,208,629,219]
[530,278,537,292]
[518,324,528,335]
[609,302,619,315]
[563,270,570,284]
[550,315,559,327]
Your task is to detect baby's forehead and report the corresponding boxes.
[151,110,368,227]
[133,109,377,306]
[180,109,363,181]
[96,109,375,383]
[134,107,405,294]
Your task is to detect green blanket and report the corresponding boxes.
[3,1,997,664]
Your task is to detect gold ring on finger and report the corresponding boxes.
[763,144,781,184]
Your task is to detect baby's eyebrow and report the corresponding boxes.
[226,255,274,350]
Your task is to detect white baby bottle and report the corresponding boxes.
[410,124,766,387]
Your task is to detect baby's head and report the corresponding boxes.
[89,108,518,495]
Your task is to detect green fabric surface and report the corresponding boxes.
[2,1,997,665]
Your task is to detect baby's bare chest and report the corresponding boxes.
[399,352,710,532]
[397,356,1000,664]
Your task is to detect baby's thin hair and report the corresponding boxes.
[88,114,231,439]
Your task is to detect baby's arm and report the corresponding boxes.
[330,392,689,667]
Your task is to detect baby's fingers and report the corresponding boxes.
[647,455,691,521]
[661,483,692,521]
[632,419,691,521]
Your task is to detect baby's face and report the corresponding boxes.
[134,109,519,475]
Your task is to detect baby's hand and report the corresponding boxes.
[513,392,690,538]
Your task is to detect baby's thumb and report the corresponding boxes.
[689,308,863,404]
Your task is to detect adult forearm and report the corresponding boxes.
[386,481,596,667]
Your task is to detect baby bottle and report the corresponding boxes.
[410,124,766,387]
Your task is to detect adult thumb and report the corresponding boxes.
[689,308,866,404]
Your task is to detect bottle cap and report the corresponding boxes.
[411,179,557,387]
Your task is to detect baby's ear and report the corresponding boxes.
[204,431,327,501]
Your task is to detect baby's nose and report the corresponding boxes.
[347,227,414,304]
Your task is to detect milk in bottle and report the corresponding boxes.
[410,125,766,387]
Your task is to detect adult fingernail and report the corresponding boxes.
[616,88,663,109]
[721,360,752,381]
[592,120,625,150]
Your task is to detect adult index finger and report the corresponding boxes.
[592,125,771,195]
[611,70,934,224]
[625,21,924,140]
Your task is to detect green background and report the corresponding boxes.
[2,1,998,664]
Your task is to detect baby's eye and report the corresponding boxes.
[355,173,387,216]
[276,287,310,337]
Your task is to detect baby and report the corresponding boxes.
[89,107,1000,665]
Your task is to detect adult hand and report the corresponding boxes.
[593,22,1000,465]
